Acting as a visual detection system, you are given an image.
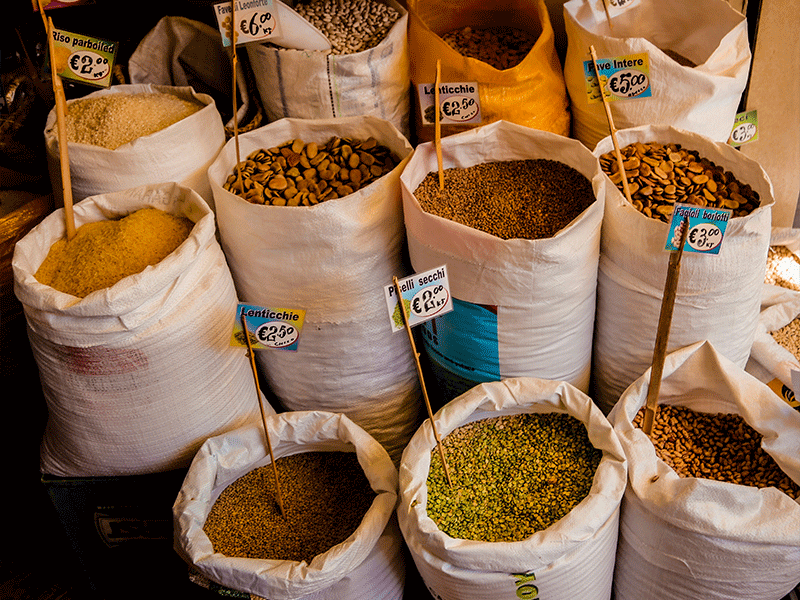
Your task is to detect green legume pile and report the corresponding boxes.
[426,412,602,542]
[413,159,595,240]
[634,404,800,498]
[203,451,376,563]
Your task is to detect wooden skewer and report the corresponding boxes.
[241,312,286,517]
[642,217,689,436]
[230,1,243,193]
[601,0,614,31]
[39,3,76,241]
[589,45,633,206]
[434,59,444,191]
[393,276,452,486]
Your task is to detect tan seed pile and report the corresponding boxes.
[770,317,800,361]
[427,412,602,542]
[203,451,376,563]
[65,92,202,150]
[225,136,398,206]
[441,26,537,70]
[765,245,800,291]
[293,0,400,54]
[35,207,193,298]
[599,141,760,223]
[413,159,595,240]
[634,404,800,498]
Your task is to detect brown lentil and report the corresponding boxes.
[599,141,760,223]
[765,245,800,291]
[224,136,399,206]
[292,0,400,55]
[65,92,202,150]
[203,451,376,563]
[426,412,602,542]
[634,404,800,499]
[441,26,538,70]
[769,317,800,361]
[35,207,193,298]
[413,159,595,240]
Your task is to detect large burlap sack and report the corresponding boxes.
[563,0,751,149]
[12,182,264,476]
[397,377,627,600]
[44,83,225,208]
[208,116,420,464]
[174,411,404,600]
[608,340,800,600]
[400,120,606,399]
[408,0,570,143]
[246,0,411,140]
[592,124,774,413]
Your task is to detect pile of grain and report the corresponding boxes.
[65,92,202,150]
[35,207,194,298]
[765,245,800,291]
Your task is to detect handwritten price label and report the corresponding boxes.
[665,203,731,255]
[385,265,453,332]
[417,82,482,126]
[728,109,758,148]
[51,28,117,88]
[232,304,305,351]
[214,0,279,46]
[585,52,651,103]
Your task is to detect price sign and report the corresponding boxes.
[385,265,453,332]
[665,203,732,255]
[417,82,482,126]
[232,304,305,351]
[51,28,117,88]
[214,0,279,46]
[584,52,651,103]
[728,109,758,148]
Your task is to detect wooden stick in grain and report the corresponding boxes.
[393,276,452,486]
[230,1,243,192]
[642,217,689,436]
[589,45,633,205]
[435,59,444,191]
[241,312,286,516]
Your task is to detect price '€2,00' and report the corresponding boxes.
[68,51,110,81]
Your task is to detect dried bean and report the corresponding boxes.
[203,451,375,563]
[426,412,602,542]
[441,26,537,70]
[224,136,398,206]
[634,404,800,499]
[413,159,595,240]
[765,245,800,291]
[599,141,760,223]
[770,317,800,361]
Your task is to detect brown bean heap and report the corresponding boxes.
[441,26,537,70]
[224,136,399,206]
[293,0,400,55]
[599,141,760,223]
[634,404,800,498]
[413,159,595,240]
[765,245,800,291]
[203,451,376,563]
[770,317,800,361]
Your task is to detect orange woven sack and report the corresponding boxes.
[408,0,571,143]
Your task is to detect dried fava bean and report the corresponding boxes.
[426,412,602,542]
[769,317,800,361]
[224,136,399,206]
[291,0,400,55]
[599,141,760,223]
[765,245,800,291]
[203,451,376,563]
[413,159,595,240]
[441,26,538,70]
[633,405,800,499]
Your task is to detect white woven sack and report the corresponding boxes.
[397,377,627,600]
[592,124,774,414]
[174,411,404,600]
[748,289,800,390]
[563,0,751,149]
[44,83,225,208]
[208,116,420,464]
[246,0,410,140]
[400,120,607,394]
[12,182,263,476]
[608,340,800,600]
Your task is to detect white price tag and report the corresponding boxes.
[385,265,454,332]
[417,82,481,126]
[214,0,280,46]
